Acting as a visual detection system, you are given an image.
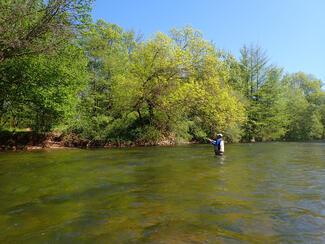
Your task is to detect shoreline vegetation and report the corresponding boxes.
[1,130,323,151]
[0,131,197,151]
[1,1,325,150]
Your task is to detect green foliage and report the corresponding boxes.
[0,0,92,131]
[234,44,325,142]
[0,45,88,131]
[0,0,93,62]
[65,24,247,144]
[1,3,324,144]
[237,46,289,141]
[69,20,136,140]
[283,73,325,140]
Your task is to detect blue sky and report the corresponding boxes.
[92,0,325,81]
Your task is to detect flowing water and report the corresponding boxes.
[0,142,325,243]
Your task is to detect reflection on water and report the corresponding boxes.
[0,142,325,243]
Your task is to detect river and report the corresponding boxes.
[0,142,325,243]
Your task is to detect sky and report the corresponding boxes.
[92,0,325,81]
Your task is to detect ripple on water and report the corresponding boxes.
[1,142,325,242]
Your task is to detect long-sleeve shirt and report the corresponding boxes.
[211,138,224,152]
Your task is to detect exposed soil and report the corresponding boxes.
[0,131,191,151]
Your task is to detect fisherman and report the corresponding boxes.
[208,133,224,156]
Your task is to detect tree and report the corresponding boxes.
[237,45,293,141]
[0,0,93,131]
[0,0,93,62]
[239,44,271,98]
[283,72,325,140]
[79,25,246,144]
[0,44,88,131]
[254,68,288,140]
[70,20,136,140]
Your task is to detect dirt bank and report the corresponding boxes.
[0,131,192,151]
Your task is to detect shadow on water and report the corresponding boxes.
[0,143,325,242]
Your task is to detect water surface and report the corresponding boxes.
[0,143,325,243]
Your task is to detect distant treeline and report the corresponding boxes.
[1,0,324,145]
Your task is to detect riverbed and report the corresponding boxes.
[0,142,324,242]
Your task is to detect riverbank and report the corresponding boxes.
[0,131,194,151]
[2,131,322,151]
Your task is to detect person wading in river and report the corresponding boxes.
[208,134,224,156]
